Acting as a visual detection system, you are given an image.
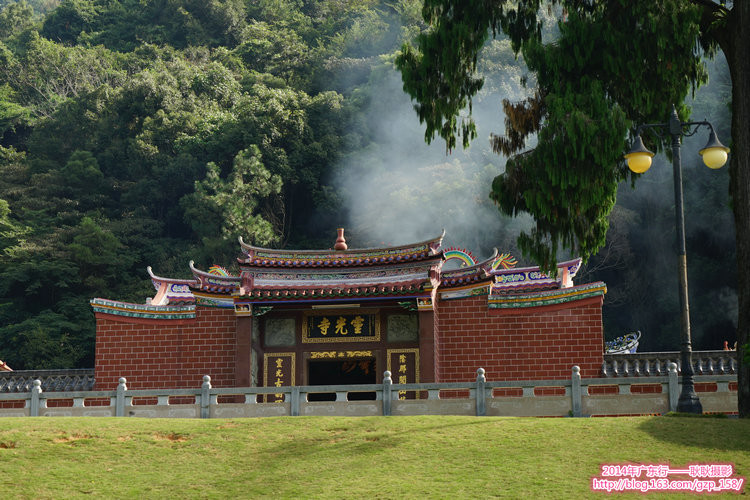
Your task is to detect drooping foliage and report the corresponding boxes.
[396,0,749,415]
[398,0,707,271]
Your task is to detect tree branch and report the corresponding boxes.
[688,0,730,17]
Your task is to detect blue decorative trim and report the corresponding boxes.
[90,298,196,319]
[488,282,607,309]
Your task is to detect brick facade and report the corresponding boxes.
[94,307,236,390]
[93,293,605,389]
[435,293,604,382]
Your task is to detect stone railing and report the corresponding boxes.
[0,369,95,393]
[0,365,737,418]
[602,350,738,377]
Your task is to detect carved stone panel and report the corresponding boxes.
[387,314,418,343]
[264,318,297,347]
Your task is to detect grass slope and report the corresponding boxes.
[1,415,748,498]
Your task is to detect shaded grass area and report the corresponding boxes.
[1,415,748,498]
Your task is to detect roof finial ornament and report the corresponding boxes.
[334,227,347,251]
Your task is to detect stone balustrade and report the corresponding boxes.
[0,366,738,418]
[602,350,738,377]
[0,369,95,393]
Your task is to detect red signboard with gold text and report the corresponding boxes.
[302,310,380,342]
[387,348,419,400]
[263,353,295,403]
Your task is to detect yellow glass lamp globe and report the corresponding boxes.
[699,129,730,169]
[625,151,654,173]
[698,127,729,168]
[624,135,654,174]
[700,147,728,169]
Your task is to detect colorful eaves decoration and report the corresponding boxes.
[92,229,605,319]
[491,253,518,270]
[443,247,477,267]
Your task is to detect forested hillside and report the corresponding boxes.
[0,0,736,369]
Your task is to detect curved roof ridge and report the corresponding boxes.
[491,257,582,276]
[189,261,240,282]
[147,266,198,285]
[238,230,445,256]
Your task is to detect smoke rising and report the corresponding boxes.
[335,41,535,262]
[333,33,736,350]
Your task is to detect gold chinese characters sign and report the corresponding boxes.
[302,309,380,343]
[263,353,295,403]
[387,348,419,400]
[310,351,373,359]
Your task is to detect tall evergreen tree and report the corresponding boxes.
[396,0,750,416]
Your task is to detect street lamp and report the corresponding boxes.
[625,105,730,414]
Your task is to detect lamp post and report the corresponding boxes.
[625,105,730,414]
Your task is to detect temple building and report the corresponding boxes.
[91,229,607,392]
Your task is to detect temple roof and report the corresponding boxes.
[189,261,241,294]
[440,249,497,289]
[197,254,443,303]
[147,266,197,305]
[237,231,444,269]
[491,258,581,294]
[94,229,601,316]
[152,236,583,304]
[235,277,430,301]
[170,230,445,303]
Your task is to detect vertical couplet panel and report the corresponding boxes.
[263,353,296,403]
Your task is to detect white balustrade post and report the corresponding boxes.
[115,377,127,417]
[290,386,300,417]
[382,371,392,416]
[476,368,486,416]
[571,366,582,417]
[200,375,211,419]
[668,363,678,412]
[30,380,42,417]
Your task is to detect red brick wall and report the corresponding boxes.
[436,294,604,382]
[94,307,237,390]
[433,302,445,381]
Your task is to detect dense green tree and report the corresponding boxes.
[67,216,133,293]
[1,0,60,16]
[0,197,28,256]
[0,1,34,40]
[0,83,30,145]
[0,31,127,118]
[234,21,312,86]
[40,0,96,43]
[181,146,282,259]
[396,0,749,415]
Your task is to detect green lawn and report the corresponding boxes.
[1,415,748,499]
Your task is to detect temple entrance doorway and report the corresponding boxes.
[307,359,376,401]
